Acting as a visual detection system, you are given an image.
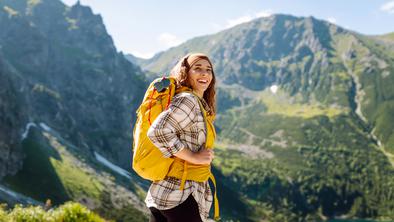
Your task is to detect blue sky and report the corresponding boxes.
[61,0,394,59]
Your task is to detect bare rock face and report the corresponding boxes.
[0,0,147,175]
[0,51,26,179]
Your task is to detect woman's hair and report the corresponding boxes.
[170,53,216,115]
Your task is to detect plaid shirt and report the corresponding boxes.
[146,92,213,221]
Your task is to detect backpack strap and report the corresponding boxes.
[209,173,220,221]
[147,88,156,125]
[177,92,220,221]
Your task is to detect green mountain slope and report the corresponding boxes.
[1,0,394,220]
[0,0,149,220]
[136,14,394,221]
[3,124,148,221]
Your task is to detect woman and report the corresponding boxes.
[146,53,217,222]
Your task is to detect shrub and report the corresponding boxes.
[0,202,106,222]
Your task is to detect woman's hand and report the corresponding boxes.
[192,149,214,165]
[173,148,214,165]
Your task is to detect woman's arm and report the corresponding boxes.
[147,94,214,165]
[173,147,214,165]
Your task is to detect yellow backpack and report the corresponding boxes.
[132,76,220,220]
[132,76,177,181]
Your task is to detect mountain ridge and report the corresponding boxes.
[0,0,147,170]
[1,2,394,221]
[135,13,394,221]
[1,0,149,220]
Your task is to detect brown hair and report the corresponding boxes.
[170,53,216,115]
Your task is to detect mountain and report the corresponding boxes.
[3,122,148,221]
[0,0,148,171]
[0,0,149,220]
[1,0,394,220]
[136,14,394,221]
[0,48,26,179]
[125,53,145,66]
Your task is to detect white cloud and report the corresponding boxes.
[381,1,394,14]
[128,33,183,58]
[130,50,155,59]
[226,15,254,28]
[326,17,337,24]
[226,9,273,28]
[158,33,184,48]
[255,9,273,18]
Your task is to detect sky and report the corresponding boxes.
[61,0,394,59]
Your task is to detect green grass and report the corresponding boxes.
[43,132,103,200]
[4,131,70,204]
[349,35,394,155]
[214,133,394,220]
[213,146,246,176]
[382,32,394,40]
[333,33,356,58]
[0,202,106,222]
[215,100,394,220]
[3,127,147,222]
[258,89,346,118]
[373,101,394,154]
[360,34,394,58]
[4,129,103,204]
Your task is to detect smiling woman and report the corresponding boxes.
[144,53,219,222]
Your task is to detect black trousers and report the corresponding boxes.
[149,195,203,222]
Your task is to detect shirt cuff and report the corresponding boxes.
[160,140,186,157]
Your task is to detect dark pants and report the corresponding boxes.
[149,195,203,222]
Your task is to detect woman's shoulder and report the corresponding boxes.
[173,92,200,107]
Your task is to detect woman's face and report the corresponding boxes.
[187,59,213,97]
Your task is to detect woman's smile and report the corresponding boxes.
[188,59,213,97]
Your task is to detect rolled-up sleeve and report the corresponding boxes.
[147,94,196,157]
